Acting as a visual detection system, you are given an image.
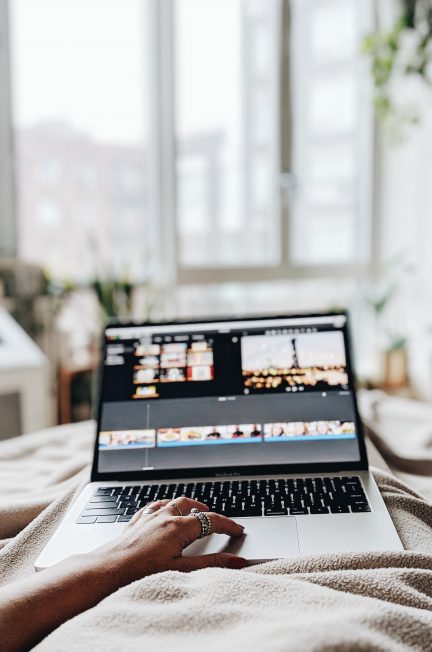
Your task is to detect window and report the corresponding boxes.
[9,0,149,281]
[175,0,281,272]
[37,158,62,187]
[4,0,374,287]
[35,199,60,226]
[76,164,97,189]
[290,0,374,268]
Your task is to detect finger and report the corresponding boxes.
[163,496,209,516]
[128,497,208,528]
[174,553,248,572]
[127,499,171,526]
[143,499,170,511]
[186,511,245,539]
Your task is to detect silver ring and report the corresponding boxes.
[168,501,183,516]
[190,508,212,538]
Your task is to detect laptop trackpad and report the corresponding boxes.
[183,517,299,562]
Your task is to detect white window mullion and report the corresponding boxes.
[146,0,177,293]
[355,0,376,269]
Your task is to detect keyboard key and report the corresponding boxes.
[118,515,133,522]
[349,499,368,508]
[264,507,288,516]
[96,516,118,523]
[309,506,329,515]
[290,507,308,515]
[330,505,350,513]
[119,500,140,508]
[351,504,371,512]
[223,506,240,517]
[126,507,140,515]
[141,497,156,505]
[83,508,125,516]
[76,516,97,524]
[87,501,118,509]
[95,488,113,496]
[336,492,349,500]
[90,496,118,503]
[346,485,364,494]
[242,505,263,516]
[233,507,262,517]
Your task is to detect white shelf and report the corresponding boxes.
[0,307,50,435]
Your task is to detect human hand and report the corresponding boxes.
[95,496,247,585]
[0,497,246,652]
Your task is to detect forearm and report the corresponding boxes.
[0,499,245,650]
[0,552,126,652]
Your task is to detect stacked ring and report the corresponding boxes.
[190,508,212,538]
[168,501,183,516]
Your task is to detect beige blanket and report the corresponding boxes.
[360,390,432,501]
[0,421,431,651]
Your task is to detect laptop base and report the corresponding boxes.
[35,471,403,570]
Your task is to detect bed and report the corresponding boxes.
[0,395,431,651]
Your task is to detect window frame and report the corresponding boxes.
[0,0,16,258]
[1,0,377,284]
[173,0,377,285]
[174,0,290,285]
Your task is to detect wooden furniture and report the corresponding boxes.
[58,356,99,425]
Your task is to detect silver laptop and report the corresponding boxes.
[36,312,402,569]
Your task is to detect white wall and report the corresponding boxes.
[377,77,432,398]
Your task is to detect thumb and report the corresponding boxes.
[175,553,248,572]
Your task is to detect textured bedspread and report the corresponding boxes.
[0,421,431,651]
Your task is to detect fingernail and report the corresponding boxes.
[228,557,248,569]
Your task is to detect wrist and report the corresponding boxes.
[78,543,139,589]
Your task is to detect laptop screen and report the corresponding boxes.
[96,314,363,475]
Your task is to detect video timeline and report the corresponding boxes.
[99,420,356,449]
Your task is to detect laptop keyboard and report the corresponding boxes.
[76,476,370,524]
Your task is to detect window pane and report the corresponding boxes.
[305,141,357,209]
[174,0,281,268]
[11,0,149,281]
[290,0,372,266]
[309,74,356,136]
[310,0,357,63]
[291,211,356,265]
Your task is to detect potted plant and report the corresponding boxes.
[363,0,432,140]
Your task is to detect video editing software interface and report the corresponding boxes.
[97,315,362,473]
